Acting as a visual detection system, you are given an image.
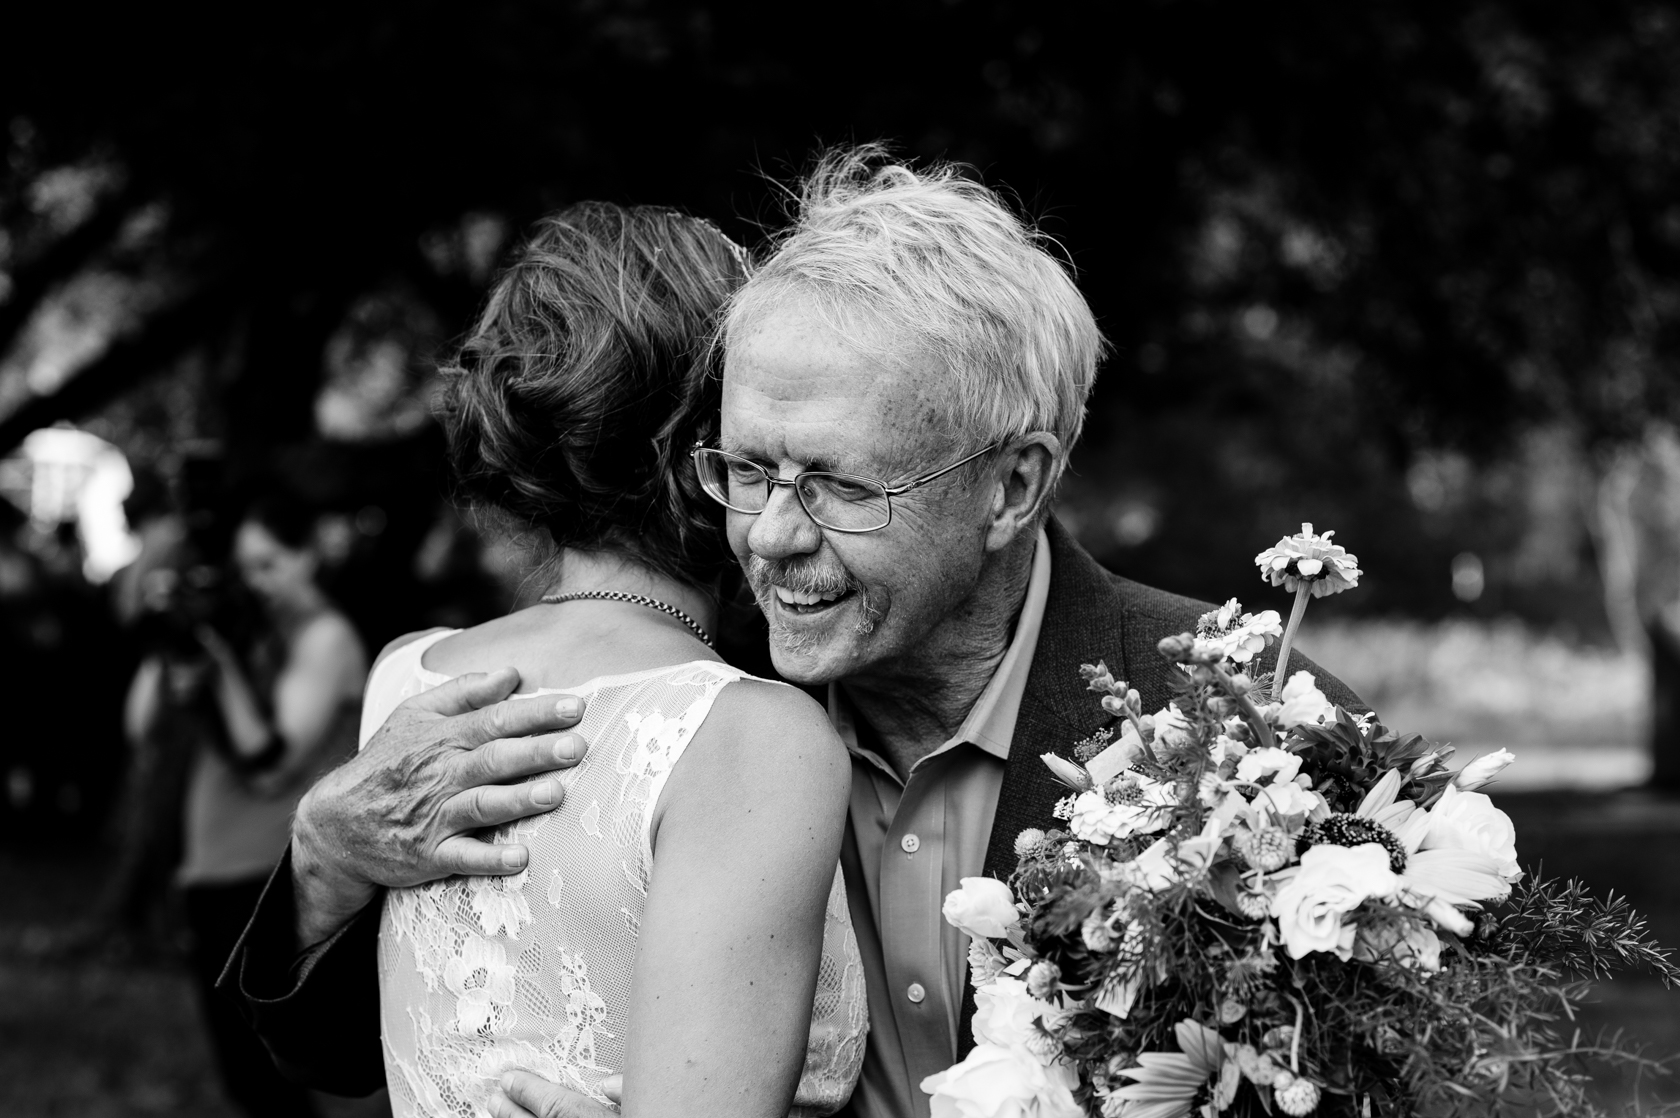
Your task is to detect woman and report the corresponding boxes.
[360,203,865,1118]
[170,493,367,1118]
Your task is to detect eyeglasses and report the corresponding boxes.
[691,443,998,534]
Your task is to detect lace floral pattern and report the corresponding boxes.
[366,641,867,1118]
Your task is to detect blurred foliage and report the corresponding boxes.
[1,0,1678,622]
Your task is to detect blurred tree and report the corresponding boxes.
[0,0,1676,628]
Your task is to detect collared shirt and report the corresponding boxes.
[834,527,1052,1118]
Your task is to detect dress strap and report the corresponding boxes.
[358,629,458,748]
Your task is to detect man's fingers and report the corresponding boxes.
[432,835,530,876]
[403,668,522,718]
[499,1070,617,1118]
[458,692,589,749]
[444,777,567,833]
[459,732,588,791]
[487,1089,538,1118]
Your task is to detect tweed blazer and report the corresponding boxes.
[955,519,1366,1056]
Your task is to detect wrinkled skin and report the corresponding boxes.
[290,666,590,946]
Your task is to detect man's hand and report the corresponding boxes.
[290,667,589,947]
[489,1071,621,1118]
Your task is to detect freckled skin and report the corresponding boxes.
[722,297,1060,778]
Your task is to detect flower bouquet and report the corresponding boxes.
[925,525,1678,1118]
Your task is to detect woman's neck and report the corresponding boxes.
[541,549,718,640]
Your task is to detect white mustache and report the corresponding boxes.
[744,554,881,650]
[745,555,856,598]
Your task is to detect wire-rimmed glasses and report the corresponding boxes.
[691,442,998,534]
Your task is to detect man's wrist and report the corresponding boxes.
[290,798,376,948]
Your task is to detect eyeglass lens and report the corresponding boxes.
[695,450,892,532]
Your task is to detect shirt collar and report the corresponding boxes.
[828,525,1053,768]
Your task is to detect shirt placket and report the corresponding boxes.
[877,753,957,1092]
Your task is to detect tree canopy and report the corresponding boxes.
[3,0,1677,618]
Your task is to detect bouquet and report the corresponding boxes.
[924,525,1677,1118]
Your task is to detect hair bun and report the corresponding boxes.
[440,202,746,585]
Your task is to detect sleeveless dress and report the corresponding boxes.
[364,632,867,1118]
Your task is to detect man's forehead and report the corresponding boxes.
[721,364,945,471]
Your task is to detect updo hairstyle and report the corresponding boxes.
[439,202,747,587]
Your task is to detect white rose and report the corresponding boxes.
[1251,780,1320,820]
[1269,844,1399,960]
[1276,671,1333,729]
[922,1044,1083,1118]
[1452,749,1516,792]
[972,977,1056,1048]
[1420,785,1522,883]
[1236,746,1303,785]
[943,877,1020,939]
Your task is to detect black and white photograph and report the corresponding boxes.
[2,3,1679,1116]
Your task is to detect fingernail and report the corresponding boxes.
[500,847,526,870]
[555,696,583,719]
[553,734,584,763]
[531,779,559,807]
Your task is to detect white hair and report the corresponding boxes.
[724,144,1107,483]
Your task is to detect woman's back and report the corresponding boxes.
[366,630,867,1118]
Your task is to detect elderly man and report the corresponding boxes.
[223,151,1362,1118]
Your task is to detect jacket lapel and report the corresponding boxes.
[978,518,1129,882]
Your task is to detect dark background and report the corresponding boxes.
[1,2,1679,1114]
[5,0,1679,628]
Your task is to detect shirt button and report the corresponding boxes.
[906,982,926,1004]
[900,833,921,854]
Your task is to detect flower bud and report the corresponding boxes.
[1453,749,1515,791]
[1041,752,1093,791]
[1156,633,1196,660]
[1081,660,1117,693]
[1014,828,1047,859]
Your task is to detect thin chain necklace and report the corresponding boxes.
[539,590,715,648]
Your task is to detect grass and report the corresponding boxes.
[0,845,389,1118]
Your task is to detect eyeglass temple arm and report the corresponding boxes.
[882,444,1000,496]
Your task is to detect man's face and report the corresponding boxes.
[720,299,996,685]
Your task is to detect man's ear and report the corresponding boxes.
[985,433,1062,552]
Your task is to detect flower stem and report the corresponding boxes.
[1271,584,1313,700]
[1209,663,1275,752]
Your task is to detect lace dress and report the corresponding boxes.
[364,632,867,1118]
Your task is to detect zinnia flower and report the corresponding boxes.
[1254,523,1362,599]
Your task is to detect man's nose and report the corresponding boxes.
[746,482,823,561]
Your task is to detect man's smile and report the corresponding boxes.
[772,584,852,613]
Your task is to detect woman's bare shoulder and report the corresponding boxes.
[683,679,847,796]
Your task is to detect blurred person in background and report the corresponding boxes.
[75,467,198,952]
[129,490,367,1118]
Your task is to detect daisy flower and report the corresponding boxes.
[1106,1019,1236,1118]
